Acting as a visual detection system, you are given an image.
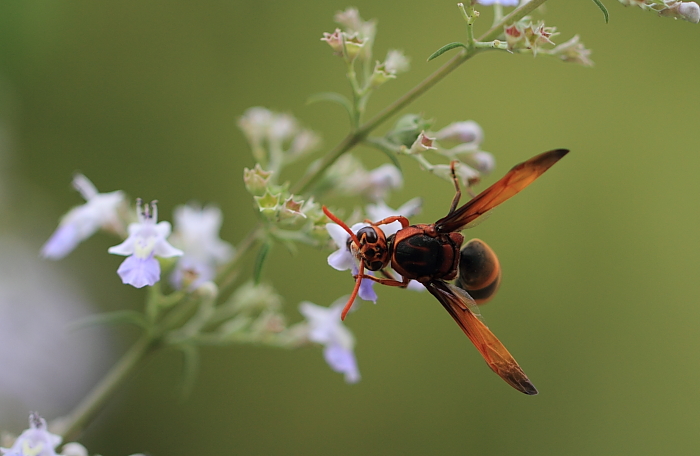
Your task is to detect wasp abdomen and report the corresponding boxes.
[456,238,501,304]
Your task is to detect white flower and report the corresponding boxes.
[299,299,360,383]
[41,174,125,260]
[1,413,61,456]
[169,204,233,290]
[108,199,183,288]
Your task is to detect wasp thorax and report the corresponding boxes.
[456,238,501,304]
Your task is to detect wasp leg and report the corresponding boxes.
[364,215,410,229]
[447,160,462,215]
[353,272,410,288]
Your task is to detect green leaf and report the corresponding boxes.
[253,240,272,284]
[591,0,609,23]
[67,310,149,331]
[307,92,354,120]
[427,42,467,61]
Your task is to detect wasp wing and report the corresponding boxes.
[435,149,568,233]
[426,279,538,395]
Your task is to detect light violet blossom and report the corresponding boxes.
[299,299,360,383]
[326,221,378,302]
[1,413,61,456]
[477,0,519,5]
[169,204,234,290]
[41,174,125,260]
[326,198,427,300]
[108,199,183,288]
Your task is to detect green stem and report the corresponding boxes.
[51,334,158,441]
[293,0,550,195]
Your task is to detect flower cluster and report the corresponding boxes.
[619,0,700,22]
[41,174,126,260]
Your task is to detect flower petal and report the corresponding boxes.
[323,343,361,384]
[41,224,81,260]
[116,255,161,288]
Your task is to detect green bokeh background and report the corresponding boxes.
[2,1,700,455]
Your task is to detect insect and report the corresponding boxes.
[322,148,569,395]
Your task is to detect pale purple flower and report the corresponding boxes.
[169,204,233,290]
[41,174,125,259]
[326,222,377,302]
[1,413,61,456]
[108,199,183,288]
[434,121,484,146]
[477,0,519,5]
[299,299,360,383]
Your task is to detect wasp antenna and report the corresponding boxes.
[342,263,364,320]
[323,206,361,247]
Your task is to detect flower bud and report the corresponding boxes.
[464,151,496,174]
[278,195,308,228]
[658,1,700,22]
[434,121,484,145]
[370,50,410,88]
[505,21,557,55]
[254,191,282,221]
[385,114,433,147]
[548,35,593,67]
[407,131,437,155]
[243,164,273,196]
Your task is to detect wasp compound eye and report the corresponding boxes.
[357,226,378,243]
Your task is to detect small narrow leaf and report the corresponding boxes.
[307,92,354,120]
[591,0,609,23]
[427,42,467,61]
[253,240,272,284]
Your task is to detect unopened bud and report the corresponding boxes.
[386,114,433,147]
[434,121,484,145]
[407,131,437,155]
[243,164,273,196]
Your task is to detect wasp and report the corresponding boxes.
[322,149,569,395]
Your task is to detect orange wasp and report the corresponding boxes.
[323,149,569,395]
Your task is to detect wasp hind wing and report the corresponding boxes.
[426,280,538,395]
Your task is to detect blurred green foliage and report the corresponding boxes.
[2,1,700,455]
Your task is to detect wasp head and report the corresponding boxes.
[346,226,389,271]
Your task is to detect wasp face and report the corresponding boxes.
[347,226,390,271]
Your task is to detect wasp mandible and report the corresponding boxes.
[323,149,569,395]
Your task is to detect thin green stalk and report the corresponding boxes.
[51,334,158,441]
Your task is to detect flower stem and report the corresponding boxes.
[50,333,159,441]
[293,0,550,195]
